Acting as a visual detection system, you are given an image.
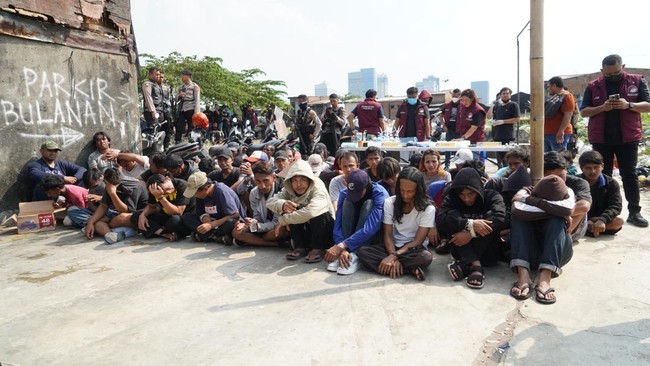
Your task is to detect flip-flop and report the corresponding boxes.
[285,248,308,260]
[535,286,556,304]
[412,267,426,281]
[304,249,325,264]
[510,282,533,300]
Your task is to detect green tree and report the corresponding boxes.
[138,52,288,111]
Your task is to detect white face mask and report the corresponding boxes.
[451,97,459,103]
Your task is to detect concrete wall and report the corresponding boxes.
[0,2,139,211]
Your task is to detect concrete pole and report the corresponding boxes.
[529,0,544,183]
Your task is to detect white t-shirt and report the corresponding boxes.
[329,175,346,203]
[383,196,435,248]
[122,156,150,180]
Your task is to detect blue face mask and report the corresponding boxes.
[407,98,418,105]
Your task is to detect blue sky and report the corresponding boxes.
[132,0,650,100]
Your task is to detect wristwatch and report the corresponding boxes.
[628,102,634,109]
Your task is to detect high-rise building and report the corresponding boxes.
[376,73,388,99]
[314,81,332,97]
[415,75,440,93]
[471,80,490,103]
[348,68,377,98]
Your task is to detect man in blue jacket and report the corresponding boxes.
[26,140,86,201]
[325,169,389,275]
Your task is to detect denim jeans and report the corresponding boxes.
[510,217,573,276]
[340,198,382,249]
[66,207,94,228]
[544,134,571,152]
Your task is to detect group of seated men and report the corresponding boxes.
[24,131,629,305]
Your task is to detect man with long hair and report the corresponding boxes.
[357,167,435,281]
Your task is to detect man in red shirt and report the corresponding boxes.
[347,89,386,137]
[40,174,91,228]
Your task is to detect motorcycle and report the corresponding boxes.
[141,120,167,156]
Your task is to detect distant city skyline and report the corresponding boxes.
[471,81,490,104]
[415,75,440,94]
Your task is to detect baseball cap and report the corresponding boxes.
[227,142,240,151]
[450,148,474,165]
[183,171,208,198]
[274,150,288,160]
[244,150,269,163]
[308,154,324,174]
[345,169,370,203]
[41,141,61,151]
[216,148,233,159]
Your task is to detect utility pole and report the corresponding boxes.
[516,21,530,143]
[529,0,544,183]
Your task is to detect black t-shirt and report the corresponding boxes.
[101,179,148,212]
[365,167,381,182]
[492,101,520,142]
[405,104,418,138]
[147,178,195,214]
[208,168,240,188]
[566,175,592,204]
[582,77,650,145]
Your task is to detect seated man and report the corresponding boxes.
[358,167,435,281]
[114,152,150,180]
[139,152,167,182]
[544,151,592,242]
[377,156,401,196]
[208,147,243,190]
[26,141,86,201]
[40,174,91,228]
[273,150,290,174]
[436,168,506,289]
[232,161,290,247]
[578,150,624,237]
[329,151,359,215]
[493,147,530,178]
[267,160,335,263]
[509,174,576,304]
[131,174,194,241]
[84,168,148,244]
[163,153,199,182]
[325,170,389,275]
[364,146,383,182]
[181,171,246,245]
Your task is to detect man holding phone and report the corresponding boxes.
[581,54,650,228]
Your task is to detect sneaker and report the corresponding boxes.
[337,253,360,275]
[327,260,339,272]
[627,212,649,228]
[62,216,73,227]
[104,231,126,244]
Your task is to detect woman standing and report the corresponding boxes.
[455,89,487,162]
[419,149,451,186]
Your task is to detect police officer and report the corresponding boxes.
[320,94,347,157]
[158,71,173,148]
[176,70,201,143]
[295,94,321,157]
[142,67,164,126]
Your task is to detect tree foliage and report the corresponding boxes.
[138,52,288,110]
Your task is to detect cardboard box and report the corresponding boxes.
[17,201,56,234]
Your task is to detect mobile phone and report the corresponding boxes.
[609,94,620,100]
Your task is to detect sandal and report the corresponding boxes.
[412,267,426,281]
[447,261,467,281]
[304,249,325,263]
[534,285,557,305]
[285,248,308,260]
[191,232,205,242]
[466,265,485,289]
[434,240,451,255]
[510,281,533,300]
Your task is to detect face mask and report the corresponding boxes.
[407,98,417,105]
[299,101,308,110]
[451,97,459,103]
[605,73,623,83]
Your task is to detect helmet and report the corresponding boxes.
[192,112,209,129]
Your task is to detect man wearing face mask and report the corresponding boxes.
[440,89,462,169]
[294,94,322,157]
[487,87,521,168]
[394,87,431,142]
[581,54,650,228]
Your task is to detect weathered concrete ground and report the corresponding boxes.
[1,196,649,365]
